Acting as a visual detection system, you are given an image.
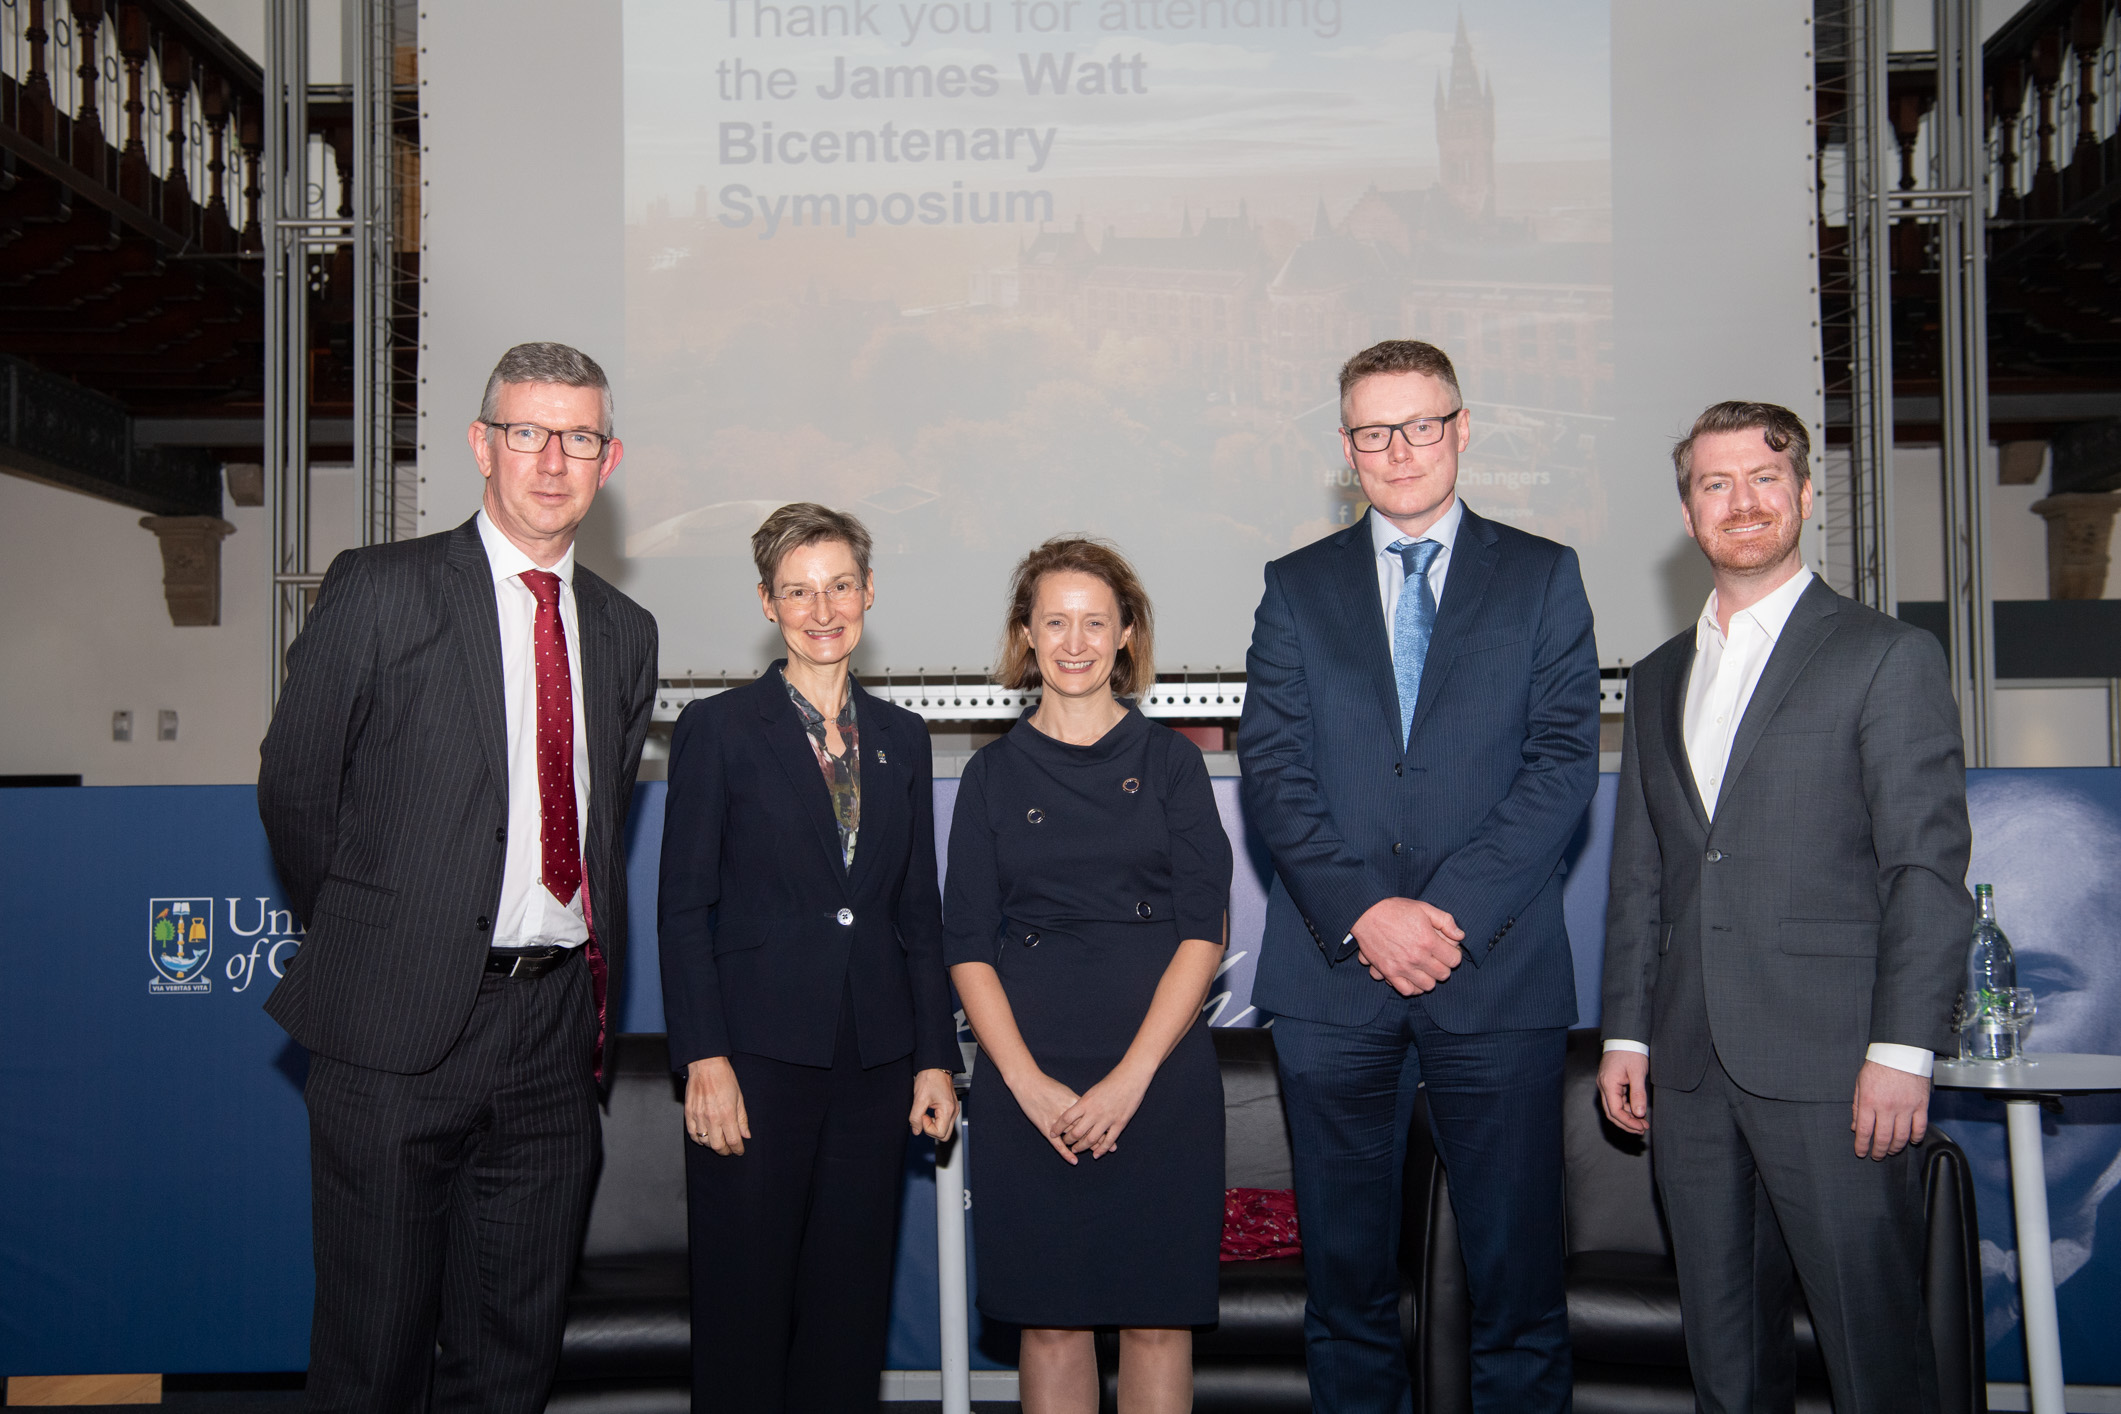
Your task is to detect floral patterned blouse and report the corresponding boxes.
[783,671,860,870]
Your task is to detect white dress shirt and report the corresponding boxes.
[477,510,593,950]
[1345,498,1466,952]
[1605,565,1932,1078]
[1371,494,1464,626]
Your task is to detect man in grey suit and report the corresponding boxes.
[260,343,658,1412]
[1599,400,1973,1414]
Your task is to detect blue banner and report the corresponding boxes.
[2,771,2116,1384]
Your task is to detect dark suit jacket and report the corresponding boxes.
[258,516,659,1077]
[1238,504,1602,1033]
[1601,577,1974,1103]
[656,667,958,1075]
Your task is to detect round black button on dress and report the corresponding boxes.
[1136,901,1153,918]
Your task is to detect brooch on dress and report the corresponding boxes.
[1121,777,1141,794]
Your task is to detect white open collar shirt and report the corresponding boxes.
[1605,565,1931,1077]
[477,510,593,950]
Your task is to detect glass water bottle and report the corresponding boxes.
[1959,884,2018,1062]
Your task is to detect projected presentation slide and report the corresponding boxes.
[622,0,1611,673]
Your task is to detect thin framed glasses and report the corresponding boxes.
[1344,409,1464,453]
[771,579,864,612]
[483,420,612,460]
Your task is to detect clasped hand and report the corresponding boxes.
[1013,1066,1150,1165]
[1352,897,1465,995]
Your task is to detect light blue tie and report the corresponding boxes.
[1392,538,1443,748]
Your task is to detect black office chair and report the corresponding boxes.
[1411,1029,1987,1414]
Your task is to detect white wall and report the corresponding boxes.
[0,476,270,785]
[0,462,364,785]
[1893,445,2121,602]
[1890,444,2120,767]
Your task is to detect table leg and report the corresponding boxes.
[936,1117,972,1414]
[2005,1097,2066,1414]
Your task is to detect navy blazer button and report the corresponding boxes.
[1024,932,1040,946]
[1027,808,1045,825]
[495,826,506,843]
[475,916,490,932]
[1394,762,1403,776]
[1136,902,1153,918]
[837,907,855,926]
[1705,848,1724,863]
[1392,841,1404,855]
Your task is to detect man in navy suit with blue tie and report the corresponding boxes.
[1238,340,1601,1412]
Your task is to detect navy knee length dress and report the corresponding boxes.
[943,707,1232,1328]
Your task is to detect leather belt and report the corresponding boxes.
[485,945,580,978]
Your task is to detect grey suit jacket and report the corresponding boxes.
[1601,577,1973,1102]
[258,516,659,1077]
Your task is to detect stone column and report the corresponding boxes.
[2028,492,2121,599]
[139,516,237,626]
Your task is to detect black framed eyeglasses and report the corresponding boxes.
[1343,409,1463,453]
[482,421,613,460]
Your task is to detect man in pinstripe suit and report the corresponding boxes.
[1238,340,1601,1413]
[259,343,658,1413]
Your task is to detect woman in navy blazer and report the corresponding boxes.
[659,503,959,1413]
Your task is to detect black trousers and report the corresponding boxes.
[1653,1049,1938,1414]
[686,991,915,1414]
[302,955,599,1414]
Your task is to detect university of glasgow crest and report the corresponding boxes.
[149,897,214,994]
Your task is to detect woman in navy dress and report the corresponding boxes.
[945,536,1233,1414]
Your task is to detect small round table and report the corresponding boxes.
[1932,1053,2121,1414]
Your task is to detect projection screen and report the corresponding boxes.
[418,0,1821,676]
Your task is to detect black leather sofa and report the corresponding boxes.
[550,1028,1433,1414]
[1411,1029,1988,1414]
[548,1034,691,1414]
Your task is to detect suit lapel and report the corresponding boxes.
[574,571,619,871]
[444,520,510,806]
[1658,645,1712,832]
[1406,504,1499,748]
[1333,513,1402,747]
[756,670,851,881]
[844,679,895,897]
[1711,578,1840,819]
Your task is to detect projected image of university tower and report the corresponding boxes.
[624,16,1612,565]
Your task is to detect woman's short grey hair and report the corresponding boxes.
[478,342,614,432]
[751,503,875,588]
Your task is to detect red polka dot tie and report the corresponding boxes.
[521,571,584,907]
[521,569,607,1071]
